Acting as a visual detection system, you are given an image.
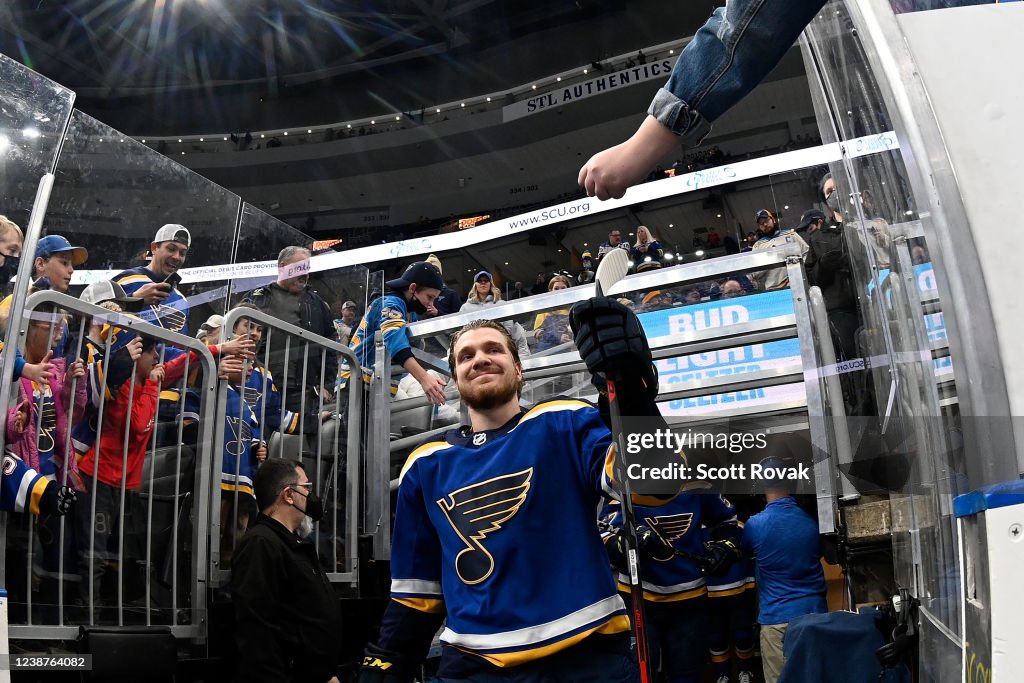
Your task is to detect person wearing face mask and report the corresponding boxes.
[231,458,342,683]
[0,215,23,295]
[749,209,808,291]
[819,173,891,270]
[339,261,447,404]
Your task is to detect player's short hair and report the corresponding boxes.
[254,458,304,513]
[447,319,524,395]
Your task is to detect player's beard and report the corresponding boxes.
[459,370,519,411]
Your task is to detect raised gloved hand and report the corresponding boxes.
[40,483,76,516]
[703,538,742,576]
[358,643,414,683]
[569,296,657,397]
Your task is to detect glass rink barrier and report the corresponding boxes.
[0,290,218,637]
[0,52,375,659]
[364,247,851,564]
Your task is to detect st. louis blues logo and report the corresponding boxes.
[141,302,187,333]
[647,512,694,548]
[437,468,532,585]
[36,397,57,455]
[225,416,254,458]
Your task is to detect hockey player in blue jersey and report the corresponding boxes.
[704,523,757,683]
[360,294,680,682]
[600,487,742,683]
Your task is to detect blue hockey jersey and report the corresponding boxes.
[601,488,738,602]
[339,292,417,387]
[388,398,631,667]
[221,384,262,498]
[114,267,189,360]
[243,363,299,435]
[1,451,50,514]
[704,522,755,598]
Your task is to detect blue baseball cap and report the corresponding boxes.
[474,270,492,282]
[36,235,88,266]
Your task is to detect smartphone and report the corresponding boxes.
[164,272,182,288]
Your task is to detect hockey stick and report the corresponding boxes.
[592,248,653,683]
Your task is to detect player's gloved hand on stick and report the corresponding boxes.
[606,525,675,570]
[569,296,657,397]
[359,643,414,683]
[703,538,742,576]
[40,483,76,516]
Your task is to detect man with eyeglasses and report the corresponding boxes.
[597,229,632,262]
[231,458,342,683]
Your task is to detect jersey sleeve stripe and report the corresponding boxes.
[27,476,49,515]
[398,441,452,484]
[467,615,631,667]
[392,596,446,614]
[391,578,443,595]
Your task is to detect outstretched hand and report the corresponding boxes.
[578,115,679,200]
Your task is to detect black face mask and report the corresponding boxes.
[407,292,428,315]
[825,192,842,214]
[0,255,20,286]
[296,490,324,522]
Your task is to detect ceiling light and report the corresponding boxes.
[395,116,400,121]
[669,49,674,54]
[628,233,634,236]
[664,253,674,260]
[557,77,562,82]
[486,97,491,102]
[181,152,185,155]
[308,129,312,133]
[98,138,103,143]
[178,138,182,142]
[784,204,789,209]
[461,103,465,107]
[668,224,673,228]
[223,136,227,140]
[532,84,537,89]
[371,120,375,124]
[347,124,352,128]
[119,138,124,142]
[260,134,265,138]
[200,137,204,142]
[436,108,440,113]
[283,131,288,135]
[141,139,146,143]
[583,69,588,74]
[905,210,914,216]
[504,262,509,265]
[695,249,704,257]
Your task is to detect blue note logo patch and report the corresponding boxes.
[437,468,532,585]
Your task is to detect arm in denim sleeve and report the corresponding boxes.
[650,0,827,145]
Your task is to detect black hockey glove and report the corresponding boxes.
[359,643,415,683]
[703,538,742,577]
[39,483,76,516]
[569,296,657,397]
[606,525,675,570]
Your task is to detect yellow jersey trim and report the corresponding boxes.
[393,596,446,614]
[28,477,49,516]
[469,615,630,667]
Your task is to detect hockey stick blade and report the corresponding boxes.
[593,247,631,298]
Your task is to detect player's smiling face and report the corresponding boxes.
[453,327,522,410]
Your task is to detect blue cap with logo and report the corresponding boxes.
[36,235,88,266]
[474,270,492,282]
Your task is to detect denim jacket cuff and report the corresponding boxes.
[647,88,712,147]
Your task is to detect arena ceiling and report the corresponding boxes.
[0,0,710,133]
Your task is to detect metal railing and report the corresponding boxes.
[210,307,364,585]
[2,291,217,640]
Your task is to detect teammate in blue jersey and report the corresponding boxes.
[361,294,680,682]
[113,224,191,361]
[600,489,741,683]
[703,524,757,683]
[339,261,446,404]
